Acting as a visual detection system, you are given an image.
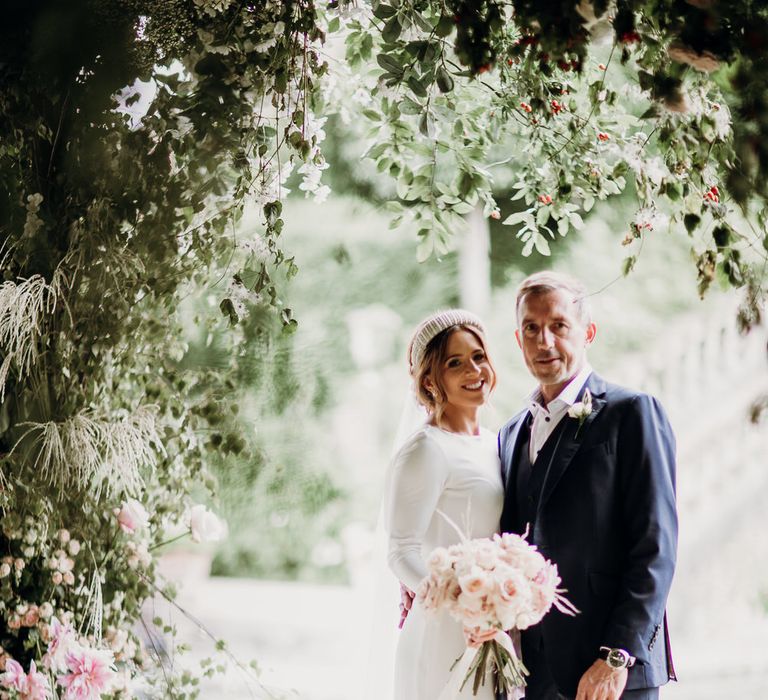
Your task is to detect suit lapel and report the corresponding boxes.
[502,410,530,489]
[537,374,607,510]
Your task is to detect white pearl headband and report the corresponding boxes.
[408,309,486,373]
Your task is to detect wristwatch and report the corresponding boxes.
[598,646,636,670]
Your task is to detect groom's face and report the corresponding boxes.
[515,289,596,395]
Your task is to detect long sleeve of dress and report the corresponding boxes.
[384,432,447,592]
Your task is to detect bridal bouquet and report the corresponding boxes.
[417,529,578,698]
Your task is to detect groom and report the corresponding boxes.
[499,271,677,700]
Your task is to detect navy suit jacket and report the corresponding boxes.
[498,372,678,695]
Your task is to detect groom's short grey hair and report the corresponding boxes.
[515,271,592,325]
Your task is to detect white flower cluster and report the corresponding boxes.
[292,113,331,203]
[418,531,575,633]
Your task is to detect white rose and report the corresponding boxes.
[188,505,227,543]
[68,540,81,556]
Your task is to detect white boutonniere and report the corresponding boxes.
[567,388,593,438]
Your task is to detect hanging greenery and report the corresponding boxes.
[338,0,768,327]
[0,0,330,695]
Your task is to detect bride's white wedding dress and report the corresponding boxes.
[385,424,504,700]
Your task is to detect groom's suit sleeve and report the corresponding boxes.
[602,393,678,658]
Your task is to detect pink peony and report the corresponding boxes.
[24,660,51,700]
[58,647,116,700]
[1,658,28,694]
[43,618,78,673]
[0,659,50,700]
[115,499,149,535]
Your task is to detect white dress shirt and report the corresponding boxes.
[526,364,593,462]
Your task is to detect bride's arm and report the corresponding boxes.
[384,433,447,592]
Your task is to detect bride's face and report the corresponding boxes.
[427,329,494,410]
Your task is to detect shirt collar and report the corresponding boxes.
[527,363,593,414]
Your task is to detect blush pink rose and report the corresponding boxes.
[114,499,149,535]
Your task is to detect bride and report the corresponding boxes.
[384,309,505,700]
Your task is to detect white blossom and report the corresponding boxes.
[188,504,227,543]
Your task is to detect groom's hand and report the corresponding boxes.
[398,583,414,628]
[575,660,628,700]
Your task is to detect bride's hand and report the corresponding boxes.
[463,626,498,648]
[399,583,414,628]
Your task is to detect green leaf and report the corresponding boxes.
[700,117,716,143]
[373,4,397,19]
[398,98,423,115]
[612,161,629,179]
[622,256,637,276]
[502,211,528,226]
[522,237,535,256]
[638,71,654,91]
[416,236,434,262]
[382,15,402,43]
[639,106,659,120]
[665,181,682,201]
[376,53,403,75]
[458,171,473,197]
[452,201,475,214]
[683,213,700,233]
[408,76,429,98]
[533,234,551,255]
[435,14,455,37]
[419,111,435,138]
[712,224,731,249]
[569,212,584,230]
[366,142,388,159]
[327,16,340,33]
[412,12,433,32]
[436,66,454,94]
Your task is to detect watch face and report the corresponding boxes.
[607,649,629,668]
